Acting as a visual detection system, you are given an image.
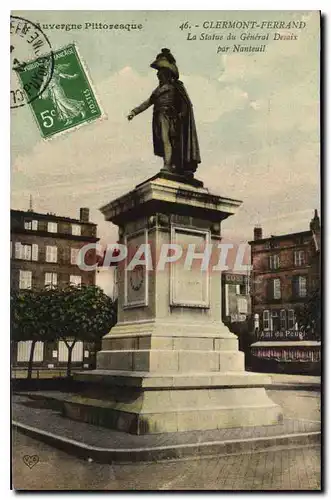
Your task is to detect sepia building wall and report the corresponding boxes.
[10,207,100,370]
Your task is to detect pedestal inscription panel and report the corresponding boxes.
[170,226,210,308]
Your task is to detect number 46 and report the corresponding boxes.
[40,109,56,128]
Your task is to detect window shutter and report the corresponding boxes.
[15,242,22,259]
[280,309,286,330]
[263,310,270,330]
[288,309,295,329]
[274,279,281,299]
[292,276,298,297]
[32,244,38,261]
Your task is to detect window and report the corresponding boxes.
[14,242,38,261]
[280,309,287,330]
[294,250,305,266]
[288,309,295,329]
[271,311,280,332]
[46,245,57,263]
[17,341,44,362]
[298,276,307,297]
[71,248,80,265]
[19,270,32,289]
[70,275,82,286]
[293,275,307,298]
[47,222,58,233]
[15,242,30,260]
[273,278,281,299]
[269,254,280,270]
[263,310,270,330]
[71,224,81,236]
[45,272,57,288]
[237,297,248,314]
[58,341,83,362]
[24,219,38,230]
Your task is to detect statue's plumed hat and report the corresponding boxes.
[150,48,179,79]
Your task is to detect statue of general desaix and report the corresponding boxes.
[128,48,201,178]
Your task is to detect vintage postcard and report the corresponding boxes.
[11,10,321,491]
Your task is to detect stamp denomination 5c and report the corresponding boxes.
[17,43,103,138]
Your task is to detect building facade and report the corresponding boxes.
[249,211,321,369]
[11,207,100,370]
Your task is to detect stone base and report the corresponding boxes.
[136,170,204,188]
[70,370,283,434]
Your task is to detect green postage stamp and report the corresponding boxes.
[17,43,102,138]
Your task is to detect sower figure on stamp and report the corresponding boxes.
[128,48,201,178]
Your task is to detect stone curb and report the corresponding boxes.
[12,420,321,465]
[265,384,320,392]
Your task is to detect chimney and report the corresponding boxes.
[310,209,320,232]
[253,226,262,241]
[80,207,90,222]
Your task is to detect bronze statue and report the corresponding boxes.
[128,48,201,178]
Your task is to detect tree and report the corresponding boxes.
[297,286,321,341]
[11,288,54,379]
[47,285,117,377]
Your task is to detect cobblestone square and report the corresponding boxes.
[12,388,321,491]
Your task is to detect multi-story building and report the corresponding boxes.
[11,207,97,290]
[248,210,321,370]
[11,206,100,371]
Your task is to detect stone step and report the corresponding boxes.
[74,369,273,388]
[102,334,238,351]
[96,349,245,373]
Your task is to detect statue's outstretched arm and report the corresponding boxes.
[128,98,152,120]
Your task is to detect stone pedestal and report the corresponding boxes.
[74,173,283,434]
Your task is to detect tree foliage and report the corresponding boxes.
[297,286,321,341]
[44,284,117,376]
[11,285,117,378]
[11,288,54,378]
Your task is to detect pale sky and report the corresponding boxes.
[11,10,320,254]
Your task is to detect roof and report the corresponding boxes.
[10,209,96,226]
[248,229,312,245]
[251,341,321,347]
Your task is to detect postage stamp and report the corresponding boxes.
[16,43,103,138]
